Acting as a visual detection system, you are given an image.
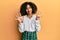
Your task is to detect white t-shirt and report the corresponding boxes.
[18,15,41,33]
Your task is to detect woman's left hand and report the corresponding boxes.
[36,11,40,20]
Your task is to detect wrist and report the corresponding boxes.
[36,18,40,20]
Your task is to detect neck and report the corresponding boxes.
[27,14,32,19]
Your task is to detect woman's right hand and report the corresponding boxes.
[15,13,24,23]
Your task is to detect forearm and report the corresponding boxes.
[35,20,41,32]
[18,22,24,33]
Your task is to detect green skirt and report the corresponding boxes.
[22,31,37,40]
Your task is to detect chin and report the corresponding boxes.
[28,12,32,14]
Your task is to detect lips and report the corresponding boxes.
[28,11,30,12]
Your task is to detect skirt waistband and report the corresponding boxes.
[23,31,36,33]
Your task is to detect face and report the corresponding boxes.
[26,4,32,15]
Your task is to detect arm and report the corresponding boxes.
[18,22,25,33]
[35,20,41,32]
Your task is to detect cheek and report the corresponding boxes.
[26,9,28,12]
[30,8,32,11]
[29,8,32,12]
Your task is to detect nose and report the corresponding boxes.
[27,9,30,12]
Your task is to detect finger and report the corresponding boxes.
[18,12,21,16]
[15,18,18,20]
[18,11,22,16]
[18,13,21,17]
[17,13,20,17]
[16,13,21,18]
[37,11,40,15]
[15,15,18,18]
[15,13,19,18]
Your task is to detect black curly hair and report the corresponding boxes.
[20,2,37,16]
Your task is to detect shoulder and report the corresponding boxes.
[32,15,36,19]
[22,15,27,20]
[22,15,27,18]
[33,15,36,17]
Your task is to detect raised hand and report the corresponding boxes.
[15,13,24,23]
[36,11,40,20]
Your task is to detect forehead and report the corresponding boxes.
[26,4,31,7]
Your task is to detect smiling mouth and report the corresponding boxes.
[28,11,30,12]
[27,11,30,13]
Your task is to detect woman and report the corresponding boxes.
[16,2,41,40]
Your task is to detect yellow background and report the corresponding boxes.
[0,0,60,40]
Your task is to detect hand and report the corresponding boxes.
[15,13,24,23]
[36,11,40,20]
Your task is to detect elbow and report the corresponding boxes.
[36,25,41,32]
[18,27,24,33]
[19,28,24,33]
